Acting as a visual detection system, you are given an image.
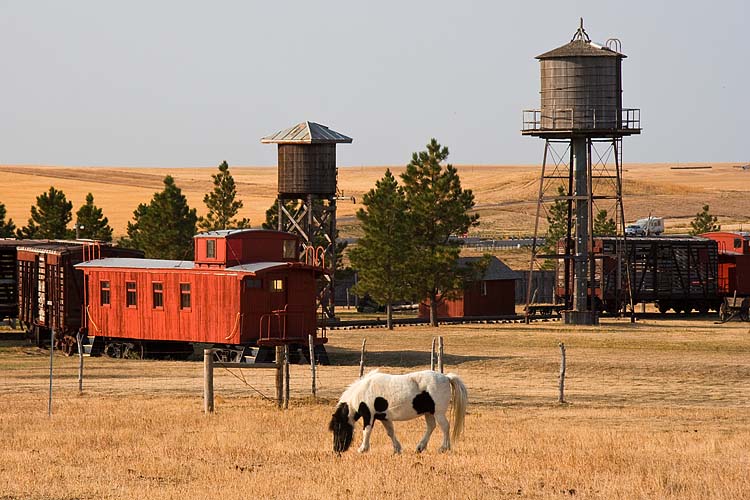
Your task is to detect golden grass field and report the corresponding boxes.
[2,318,749,499]
[1,162,749,241]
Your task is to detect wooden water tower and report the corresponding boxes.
[522,19,641,325]
[262,121,352,318]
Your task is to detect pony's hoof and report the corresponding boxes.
[357,446,369,453]
[393,446,402,455]
[438,446,450,453]
[416,444,426,453]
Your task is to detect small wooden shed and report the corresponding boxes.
[419,256,522,318]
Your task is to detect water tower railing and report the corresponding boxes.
[522,108,640,131]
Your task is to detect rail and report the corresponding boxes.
[304,245,326,268]
[522,108,640,132]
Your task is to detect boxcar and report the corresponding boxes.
[16,240,143,348]
[556,236,720,314]
[1,239,45,321]
[76,230,327,362]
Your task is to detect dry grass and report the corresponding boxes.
[1,318,749,499]
[2,162,749,240]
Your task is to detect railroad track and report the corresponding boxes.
[323,311,728,330]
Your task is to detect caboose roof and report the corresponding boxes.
[76,258,195,270]
[260,121,353,144]
[75,258,301,274]
[194,229,292,238]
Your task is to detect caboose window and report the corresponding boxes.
[271,279,284,292]
[734,238,742,249]
[152,282,163,308]
[206,239,216,258]
[245,279,262,289]
[100,281,110,305]
[180,283,191,309]
[126,281,137,307]
[282,239,296,259]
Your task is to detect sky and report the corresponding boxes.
[1,0,747,168]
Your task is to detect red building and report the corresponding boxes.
[419,256,521,318]
[77,230,326,360]
[701,232,750,296]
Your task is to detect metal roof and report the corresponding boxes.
[194,229,290,238]
[76,258,195,270]
[537,39,624,59]
[225,262,294,273]
[260,121,353,144]
[458,256,522,281]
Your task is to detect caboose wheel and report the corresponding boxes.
[104,342,122,358]
[122,342,144,359]
[719,303,729,322]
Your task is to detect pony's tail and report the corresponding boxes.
[446,373,468,442]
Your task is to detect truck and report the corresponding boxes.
[625,216,664,236]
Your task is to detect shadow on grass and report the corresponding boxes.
[325,346,507,368]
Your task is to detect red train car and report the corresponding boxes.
[701,232,750,320]
[76,230,327,362]
[16,240,143,347]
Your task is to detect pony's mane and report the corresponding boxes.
[340,369,380,402]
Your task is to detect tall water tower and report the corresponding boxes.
[262,121,352,318]
[522,19,641,325]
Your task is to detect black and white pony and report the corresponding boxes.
[328,369,468,454]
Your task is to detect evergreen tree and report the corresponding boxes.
[198,161,250,231]
[349,170,415,329]
[593,208,616,236]
[400,139,478,327]
[262,199,300,230]
[0,202,16,238]
[540,185,570,269]
[75,193,113,241]
[690,204,720,235]
[17,186,73,239]
[126,176,198,259]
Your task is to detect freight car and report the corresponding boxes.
[16,240,144,349]
[75,229,328,363]
[0,239,47,321]
[556,236,721,314]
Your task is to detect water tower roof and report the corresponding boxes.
[261,121,353,144]
[537,39,625,59]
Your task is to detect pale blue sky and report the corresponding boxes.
[1,0,747,167]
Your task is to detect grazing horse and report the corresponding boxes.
[328,370,468,454]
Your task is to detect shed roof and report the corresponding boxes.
[261,121,353,144]
[194,229,293,239]
[458,256,522,281]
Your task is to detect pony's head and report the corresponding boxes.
[328,402,354,453]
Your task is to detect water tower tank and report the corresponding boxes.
[261,121,353,196]
[537,21,624,131]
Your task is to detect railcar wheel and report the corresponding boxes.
[122,342,144,359]
[719,303,728,322]
[104,342,123,359]
[657,303,669,315]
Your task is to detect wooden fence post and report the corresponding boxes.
[76,330,84,395]
[359,339,367,378]
[430,337,436,371]
[284,345,290,409]
[275,346,283,408]
[204,349,214,414]
[438,336,444,374]
[308,335,316,398]
[558,342,566,403]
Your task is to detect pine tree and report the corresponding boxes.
[125,176,198,259]
[17,186,73,239]
[593,208,616,236]
[198,161,250,231]
[75,193,113,241]
[400,139,478,327]
[349,170,415,329]
[690,204,720,235]
[539,185,570,269]
[0,202,16,238]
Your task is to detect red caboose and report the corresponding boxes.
[700,232,750,321]
[76,230,327,362]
